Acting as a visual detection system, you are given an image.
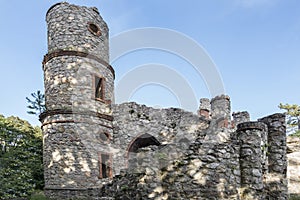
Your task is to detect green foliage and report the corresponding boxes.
[30,190,49,200]
[26,90,46,116]
[279,103,300,117]
[289,194,300,200]
[290,130,300,137]
[279,103,300,133]
[0,115,44,199]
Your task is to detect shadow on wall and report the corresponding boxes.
[43,120,114,192]
[99,113,288,199]
[100,124,240,199]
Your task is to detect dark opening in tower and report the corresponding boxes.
[88,22,101,36]
[94,76,104,100]
[98,153,112,178]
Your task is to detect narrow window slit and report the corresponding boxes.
[95,76,104,100]
[99,153,112,178]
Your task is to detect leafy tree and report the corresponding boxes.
[26,90,46,116]
[0,115,43,199]
[279,103,300,135]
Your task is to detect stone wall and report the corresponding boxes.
[94,113,288,200]
[112,102,209,175]
[41,2,289,200]
[43,56,114,112]
[259,114,288,200]
[41,2,114,198]
[232,111,250,127]
[46,2,109,61]
[99,126,240,200]
[237,122,267,199]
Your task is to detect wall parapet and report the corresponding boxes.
[237,121,266,132]
[232,111,250,127]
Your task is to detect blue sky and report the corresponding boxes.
[0,0,299,125]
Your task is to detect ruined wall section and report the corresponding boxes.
[210,95,232,129]
[112,102,209,175]
[99,127,240,199]
[101,109,288,200]
[108,99,241,199]
[232,111,250,127]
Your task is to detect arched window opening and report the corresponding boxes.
[127,134,161,170]
[128,133,160,153]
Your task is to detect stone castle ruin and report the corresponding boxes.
[40,2,288,199]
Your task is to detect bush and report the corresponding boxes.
[30,190,48,200]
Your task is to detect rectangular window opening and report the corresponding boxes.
[94,76,104,100]
[99,153,112,179]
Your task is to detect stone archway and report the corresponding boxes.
[127,133,160,153]
[126,133,161,170]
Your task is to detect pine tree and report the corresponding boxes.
[279,103,300,135]
[26,90,46,116]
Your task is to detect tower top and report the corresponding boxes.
[45,2,109,62]
[46,2,101,17]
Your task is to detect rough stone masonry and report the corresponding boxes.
[40,2,288,199]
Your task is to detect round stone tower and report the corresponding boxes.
[40,2,114,198]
